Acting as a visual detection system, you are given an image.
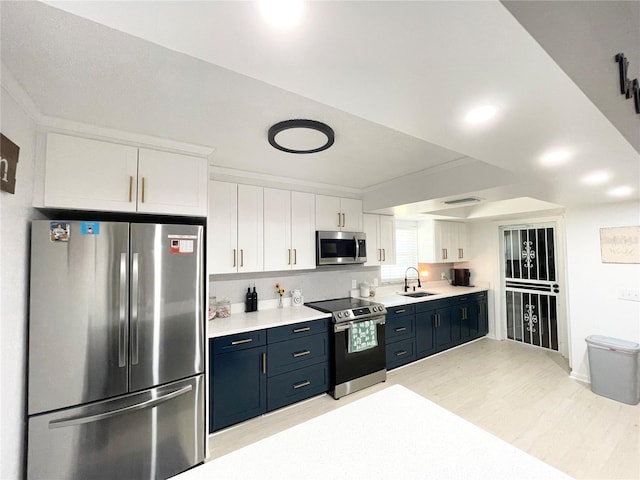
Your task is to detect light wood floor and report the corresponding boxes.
[209,338,640,479]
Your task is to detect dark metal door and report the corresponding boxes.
[503,226,560,351]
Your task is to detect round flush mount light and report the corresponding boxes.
[581,170,611,186]
[268,119,334,154]
[465,105,497,124]
[607,185,634,197]
[540,149,571,167]
[259,0,303,28]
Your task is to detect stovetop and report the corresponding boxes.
[305,297,387,323]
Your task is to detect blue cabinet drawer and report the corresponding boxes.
[267,334,329,377]
[386,338,416,370]
[267,363,330,411]
[386,315,414,344]
[267,318,330,343]
[211,330,266,355]
[386,304,415,321]
[415,298,448,313]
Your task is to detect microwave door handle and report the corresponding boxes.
[354,236,359,261]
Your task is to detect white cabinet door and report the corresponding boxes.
[363,214,381,266]
[208,181,238,274]
[315,195,342,231]
[44,133,138,212]
[137,149,207,216]
[290,191,316,270]
[264,188,292,272]
[237,184,264,273]
[378,215,396,265]
[340,198,363,232]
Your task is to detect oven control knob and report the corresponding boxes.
[374,306,380,312]
[344,311,350,317]
[337,312,343,319]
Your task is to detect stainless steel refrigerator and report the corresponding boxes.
[27,220,205,480]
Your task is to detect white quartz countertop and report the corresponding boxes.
[174,384,570,480]
[208,306,331,338]
[369,281,489,308]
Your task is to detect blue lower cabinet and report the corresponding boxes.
[267,363,330,411]
[415,309,436,358]
[386,338,416,370]
[210,343,267,432]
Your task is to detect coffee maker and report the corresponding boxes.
[451,268,471,286]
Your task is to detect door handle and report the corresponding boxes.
[442,248,447,260]
[337,213,341,228]
[382,249,386,262]
[396,350,408,357]
[262,352,267,374]
[293,350,311,358]
[395,327,407,332]
[293,327,311,333]
[233,249,237,267]
[288,248,291,265]
[128,176,133,203]
[49,385,193,429]
[118,253,128,368]
[293,380,311,390]
[354,236,359,261]
[131,253,139,365]
[294,249,297,265]
[458,248,463,259]
[342,213,346,228]
[141,177,146,203]
[240,249,244,267]
[231,338,253,345]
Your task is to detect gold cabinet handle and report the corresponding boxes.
[240,249,244,267]
[395,327,407,332]
[293,327,311,333]
[394,309,406,314]
[337,213,341,227]
[141,177,145,203]
[288,249,291,265]
[293,380,311,389]
[383,249,386,262]
[262,352,266,374]
[294,248,297,265]
[231,338,253,346]
[342,213,345,228]
[128,176,133,202]
[395,350,408,357]
[293,350,311,358]
[233,249,237,267]
[442,248,447,260]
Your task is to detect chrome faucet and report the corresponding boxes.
[404,267,422,292]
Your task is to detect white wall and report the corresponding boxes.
[565,201,640,382]
[0,82,41,479]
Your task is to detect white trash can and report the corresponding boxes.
[585,335,640,405]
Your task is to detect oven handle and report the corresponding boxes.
[334,316,386,333]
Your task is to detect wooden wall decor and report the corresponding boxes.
[1,133,20,194]
[600,226,640,264]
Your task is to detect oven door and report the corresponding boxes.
[317,231,367,266]
[333,316,386,387]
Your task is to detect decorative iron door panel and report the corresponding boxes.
[504,227,559,351]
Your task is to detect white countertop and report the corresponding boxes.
[208,305,331,338]
[368,281,489,308]
[174,384,570,480]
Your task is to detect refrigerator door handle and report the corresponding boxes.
[48,385,193,429]
[131,252,140,365]
[118,253,128,368]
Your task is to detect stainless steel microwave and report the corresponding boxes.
[316,231,367,266]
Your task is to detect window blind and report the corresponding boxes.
[381,220,418,282]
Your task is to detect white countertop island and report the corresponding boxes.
[175,384,570,480]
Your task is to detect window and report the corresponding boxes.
[381,220,418,282]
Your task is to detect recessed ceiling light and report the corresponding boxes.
[540,149,571,167]
[259,0,303,28]
[581,171,611,185]
[607,185,634,197]
[465,105,497,124]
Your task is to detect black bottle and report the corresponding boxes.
[251,286,258,312]
[245,287,252,312]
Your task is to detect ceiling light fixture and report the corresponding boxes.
[443,197,482,205]
[465,105,497,124]
[268,119,334,154]
[259,0,303,28]
[540,149,571,167]
[607,185,634,197]
[581,171,611,185]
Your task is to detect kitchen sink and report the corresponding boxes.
[400,291,437,298]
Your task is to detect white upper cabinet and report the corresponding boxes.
[315,195,363,232]
[418,220,470,263]
[43,133,207,216]
[136,149,208,216]
[208,181,264,274]
[44,133,139,212]
[264,189,315,272]
[364,214,396,266]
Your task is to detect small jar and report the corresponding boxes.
[216,299,231,318]
[208,296,217,320]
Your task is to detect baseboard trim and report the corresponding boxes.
[569,371,589,384]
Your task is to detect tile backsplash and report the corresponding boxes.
[209,266,380,305]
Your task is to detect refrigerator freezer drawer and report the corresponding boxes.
[27,375,204,480]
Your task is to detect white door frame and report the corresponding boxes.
[495,215,570,361]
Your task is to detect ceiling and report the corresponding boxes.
[1,1,638,220]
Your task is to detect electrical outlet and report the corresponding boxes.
[441,272,447,280]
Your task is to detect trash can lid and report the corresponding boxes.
[585,335,640,353]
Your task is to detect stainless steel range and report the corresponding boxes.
[305,297,387,399]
